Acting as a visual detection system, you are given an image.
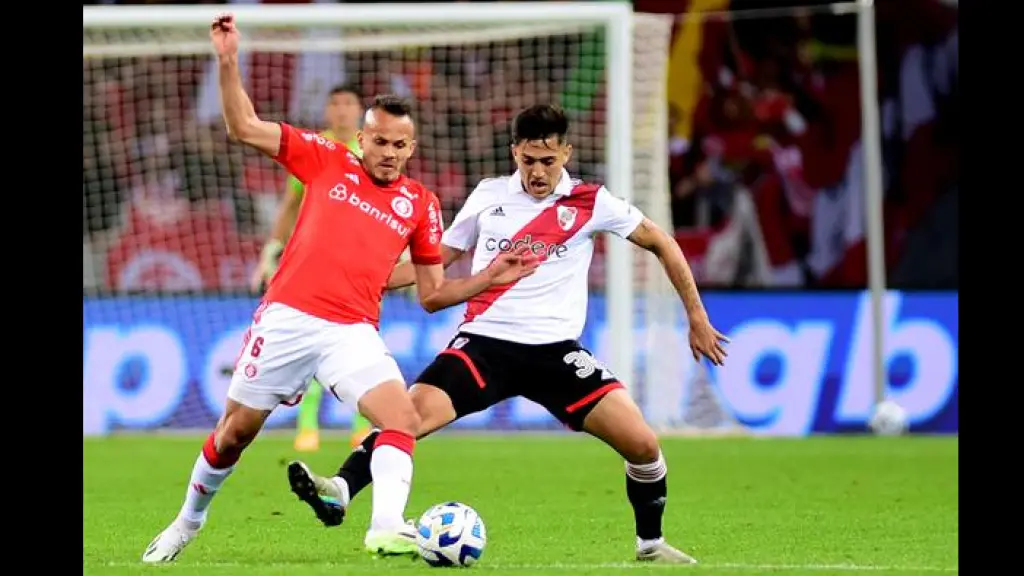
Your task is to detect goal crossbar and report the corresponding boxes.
[82,3,630,29]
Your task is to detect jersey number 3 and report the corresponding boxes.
[564,350,604,379]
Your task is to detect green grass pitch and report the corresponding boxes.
[84,434,957,576]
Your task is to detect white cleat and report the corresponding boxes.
[364,520,419,556]
[636,538,698,564]
[141,519,200,563]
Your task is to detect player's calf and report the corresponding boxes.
[331,383,458,508]
[142,400,268,563]
[356,379,421,536]
[581,389,675,556]
[182,403,263,527]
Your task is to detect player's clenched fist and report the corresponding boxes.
[210,13,240,58]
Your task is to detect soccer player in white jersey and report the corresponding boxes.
[286,104,728,564]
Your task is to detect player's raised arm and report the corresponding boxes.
[211,14,281,156]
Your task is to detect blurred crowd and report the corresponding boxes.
[83,0,958,292]
[650,0,957,288]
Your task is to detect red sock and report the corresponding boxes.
[373,429,416,455]
[202,432,241,469]
[179,432,239,525]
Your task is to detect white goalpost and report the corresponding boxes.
[855,0,889,413]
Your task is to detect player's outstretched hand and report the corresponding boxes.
[488,246,541,285]
[688,316,729,366]
[210,13,240,58]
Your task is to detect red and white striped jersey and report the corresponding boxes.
[444,170,644,344]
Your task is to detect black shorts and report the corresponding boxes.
[415,332,623,431]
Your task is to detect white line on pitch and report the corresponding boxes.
[99,560,958,572]
[487,563,958,572]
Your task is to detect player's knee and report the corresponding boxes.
[388,403,421,438]
[358,379,422,435]
[622,428,662,465]
[410,384,456,437]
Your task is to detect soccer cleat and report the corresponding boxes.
[364,521,419,556]
[141,519,199,563]
[287,461,346,527]
[636,539,698,564]
[294,429,320,452]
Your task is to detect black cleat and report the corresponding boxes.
[287,461,346,527]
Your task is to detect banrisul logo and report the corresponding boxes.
[301,131,336,150]
[327,183,410,238]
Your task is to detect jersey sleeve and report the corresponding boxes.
[592,186,645,238]
[440,182,488,251]
[409,192,445,266]
[273,123,337,185]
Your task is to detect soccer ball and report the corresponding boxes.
[869,400,909,436]
[416,502,487,567]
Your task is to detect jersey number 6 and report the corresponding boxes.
[249,336,265,358]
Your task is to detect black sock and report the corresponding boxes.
[625,453,668,542]
[335,429,379,502]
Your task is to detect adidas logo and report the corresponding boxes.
[489,206,505,217]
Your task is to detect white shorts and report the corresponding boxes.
[227,302,404,411]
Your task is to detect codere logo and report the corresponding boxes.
[485,234,568,258]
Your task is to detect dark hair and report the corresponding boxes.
[328,83,363,101]
[511,104,569,145]
[370,94,413,119]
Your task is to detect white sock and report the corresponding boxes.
[638,536,665,550]
[177,452,234,528]
[331,476,351,507]
[625,452,667,483]
[369,444,413,531]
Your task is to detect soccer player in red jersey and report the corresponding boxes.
[142,14,538,564]
[289,105,730,564]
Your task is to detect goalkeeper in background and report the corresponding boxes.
[250,84,373,453]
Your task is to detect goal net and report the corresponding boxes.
[82,2,742,436]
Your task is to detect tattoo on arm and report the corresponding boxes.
[628,219,658,250]
[627,218,707,319]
